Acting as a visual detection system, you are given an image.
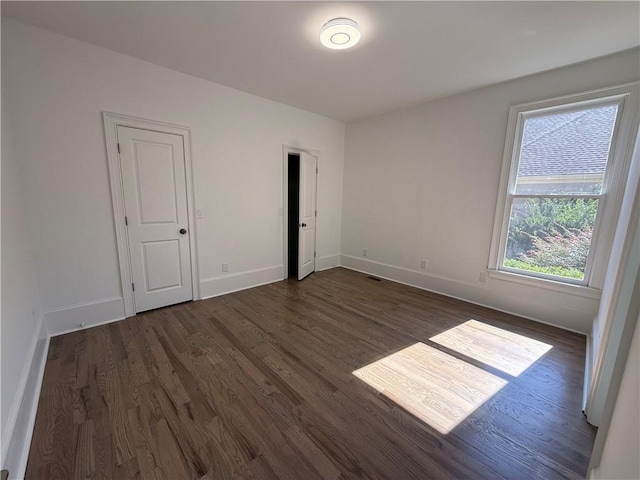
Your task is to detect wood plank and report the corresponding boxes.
[25,268,596,479]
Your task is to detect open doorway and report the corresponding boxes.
[287,153,300,278]
[284,148,318,280]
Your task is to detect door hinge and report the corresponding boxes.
[316,167,318,174]
[315,210,317,217]
[132,283,135,292]
[125,216,128,226]
[314,251,317,258]
[117,143,121,154]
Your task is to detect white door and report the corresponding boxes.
[298,152,317,280]
[118,126,193,312]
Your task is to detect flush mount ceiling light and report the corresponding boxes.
[320,18,361,50]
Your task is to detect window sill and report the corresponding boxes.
[486,269,602,300]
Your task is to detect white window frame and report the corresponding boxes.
[488,83,639,298]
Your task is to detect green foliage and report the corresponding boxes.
[507,197,598,257]
[504,197,597,280]
[503,258,584,280]
[519,226,592,271]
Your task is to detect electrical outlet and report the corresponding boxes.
[222,263,229,272]
[479,272,487,283]
[420,259,428,270]
[362,248,368,258]
[196,209,203,219]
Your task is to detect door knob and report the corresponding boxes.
[300,223,307,228]
[179,228,187,234]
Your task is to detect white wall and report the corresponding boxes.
[0,82,45,469]
[591,313,640,480]
[1,19,345,334]
[586,124,640,425]
[342,48,640,333]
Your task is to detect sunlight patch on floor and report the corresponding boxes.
[352,343,507,434]
[429,320,553,377]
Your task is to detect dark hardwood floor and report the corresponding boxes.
[26,268,596,479]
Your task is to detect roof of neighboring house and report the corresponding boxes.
[517,104,617,178]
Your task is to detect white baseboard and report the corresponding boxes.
[44,296,125,337]
[1,317,42,464]
[583,334,593,412]
[1,320,49,479]
[200,265,284,300]
[316,254,341,271]
[340,255,588,335]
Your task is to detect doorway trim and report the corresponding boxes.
[103,112,200,317]
[282,145,320,279]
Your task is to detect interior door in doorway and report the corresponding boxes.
[118,126,193,312]
[298,152,317,280]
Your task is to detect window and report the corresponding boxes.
[489,84,639,291]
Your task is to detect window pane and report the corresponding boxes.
[503,197,598,280]
[515,104,618,195]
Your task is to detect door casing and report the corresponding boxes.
[103,112,200,317]
[282,145,320,280]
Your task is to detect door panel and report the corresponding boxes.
[298,152,317,280]
[118,126,193,312]
[135,143,178,224]
[142,240,182,291]
[301,229,314,265]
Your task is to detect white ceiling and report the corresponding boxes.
[3,2,639,122]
